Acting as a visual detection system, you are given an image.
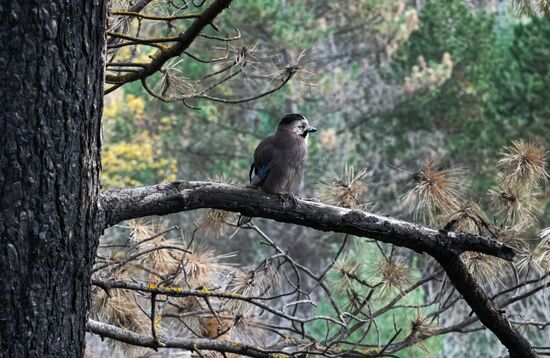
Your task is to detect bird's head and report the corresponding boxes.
[277,113,317,139]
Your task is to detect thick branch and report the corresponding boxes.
[91,278,342,326]
[87,319,375,357]
[110,11,202,21]
[86,319,273,358]
[433,251,538,358]
[99,181,514,260]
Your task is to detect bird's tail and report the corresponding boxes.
[237,215,252,226]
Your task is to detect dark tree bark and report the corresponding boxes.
[0,1,106,356]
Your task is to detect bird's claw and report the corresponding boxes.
[278,193,298,207]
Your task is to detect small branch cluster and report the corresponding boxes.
[88,212,549,357]
[90,221,397,357]
[104,0,300,106]
[401,142,550,283]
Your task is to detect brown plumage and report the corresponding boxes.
[238,114,317,225]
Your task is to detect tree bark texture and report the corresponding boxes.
[100,181,515,260]
[0,1,106,356]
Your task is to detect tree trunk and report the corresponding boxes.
[0,1,106,356]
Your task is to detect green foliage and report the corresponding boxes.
[224,0,326,48]
[382,1,550,193]
[390,0,497,161]
[102,0,550,195]
[492,16,550,137]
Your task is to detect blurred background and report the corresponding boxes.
[91,0,550,356]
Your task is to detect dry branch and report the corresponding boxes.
[100,181,514,260]
[87,319,382,357]
[433,251,537,357]
[87,319,274,358]
[98,180,540,357]
[105,0,233,88]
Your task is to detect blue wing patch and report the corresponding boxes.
[249,165,269,187]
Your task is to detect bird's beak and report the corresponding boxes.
[306,126,317,133]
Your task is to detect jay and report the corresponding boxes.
[238,113,317,226]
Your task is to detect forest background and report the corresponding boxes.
[91,0,550,356]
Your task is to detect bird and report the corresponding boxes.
[237,113,317,226]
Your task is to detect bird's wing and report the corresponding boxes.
[249,164,269,187]
[248,136,276,187]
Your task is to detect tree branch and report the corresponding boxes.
[105,0,233,87]
[87,319,383,357]
[98,180,539,357]
[110,10,202,21]
[432,251,538,358]
[86,319,274,358]
[99,181,514,260]
[91,278,343,326]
